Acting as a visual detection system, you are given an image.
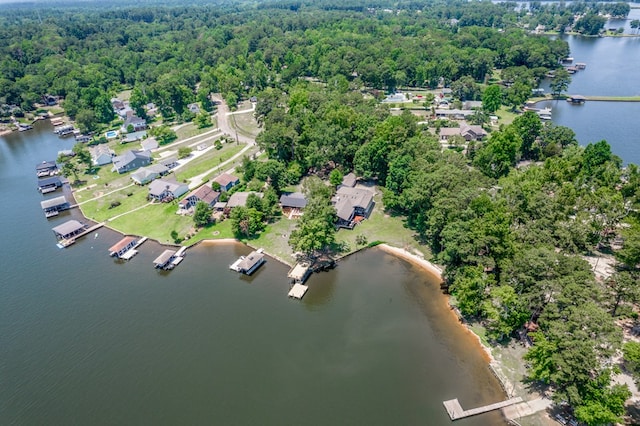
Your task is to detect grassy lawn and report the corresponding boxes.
[188,217,236,243]
[106,201,194,244]
[238,216,299,265]
[71,168,132,203]
[494,106,520,126]
[230,111,261,139]
[174,143,246,181]
[175,121,218,140]
[79,186,148,222]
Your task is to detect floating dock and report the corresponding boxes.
[288,283,308,299]
[443,397,523,420]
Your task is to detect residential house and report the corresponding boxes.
[148,178,188,202]
[187,103,200,114]
[111,98,126,112]
[141,138,159,151]
[112,149,152,174]
[130,164,169,185]
[439,123,487,142]
[122,131,147,143]
[121,115,147,133]
[332,186,375,229]
[159,156,179,170]
[226,191,263,208]
[214,173,240,192]
[341,172,357,188]
[89,145,115,166]
[435,109,475,119]
[280,192,307,219]
[179,185,220,210]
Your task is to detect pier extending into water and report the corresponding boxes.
[443,397,523,420]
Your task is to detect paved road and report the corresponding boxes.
[211,94,256,145]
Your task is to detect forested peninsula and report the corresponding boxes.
[2,1,640,424]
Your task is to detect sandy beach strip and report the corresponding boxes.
[198,238,239,246]
[377,243,444,282]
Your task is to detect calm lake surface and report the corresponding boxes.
[1,122,506,424]
[538,35,640,165]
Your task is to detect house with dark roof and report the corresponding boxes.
[121,115,147,133]
[179,185,221,210]
[213,173,240,191]
[130,164,169,185]
[112,150,152,174]
[52,220,87,240]
[89,145,115,166]
[148,178,189,202]
[279,192,307,209]
[332,186,374,229]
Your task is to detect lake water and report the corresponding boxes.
[0,122,506,424]
[538,35,640,165]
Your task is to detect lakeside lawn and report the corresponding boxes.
[106,200,194,244]
[79,186,148,222]
[237,216,299,265]
[173,142,246,181]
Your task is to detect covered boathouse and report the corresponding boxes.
[37,176,63,194]
[234,250,265,275]
[153,249,176,269]
[41,195,70,218]
[567,95,587,104]
[52,220,87,240]
[109,236,138,259]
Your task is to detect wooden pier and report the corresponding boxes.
[443,397,523,420]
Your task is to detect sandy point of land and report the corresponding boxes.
[377,243,444,282]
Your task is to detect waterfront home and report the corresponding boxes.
[121,115,147,133]
[179,185,220,211]
[213,173,240,191]
[52,220,87,240]
[148,178,188,202]
[36,160,58,177]
[279,192,307,219]
[332,186,375,229]
[37,176,63,194]
[230,250,265,275]
[41,195,70,218]
[130,164,169,185]
[75,134,91,143]
[341,172,357,188]
[108,236,138,258]
[226,191,263,208]
[111,98,125,112]
[89,145,115,166]
[112,149,151,174]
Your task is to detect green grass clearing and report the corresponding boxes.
[174,143,246,181]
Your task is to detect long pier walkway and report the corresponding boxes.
[443,397,523,420]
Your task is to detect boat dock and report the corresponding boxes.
[288,283,308,299]
[54,221,104,248]
[153,246,186,270]
[443,397,523,420]
[230,249,265,275]
[287,263,312,299]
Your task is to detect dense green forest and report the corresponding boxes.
[2,0,640,424]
